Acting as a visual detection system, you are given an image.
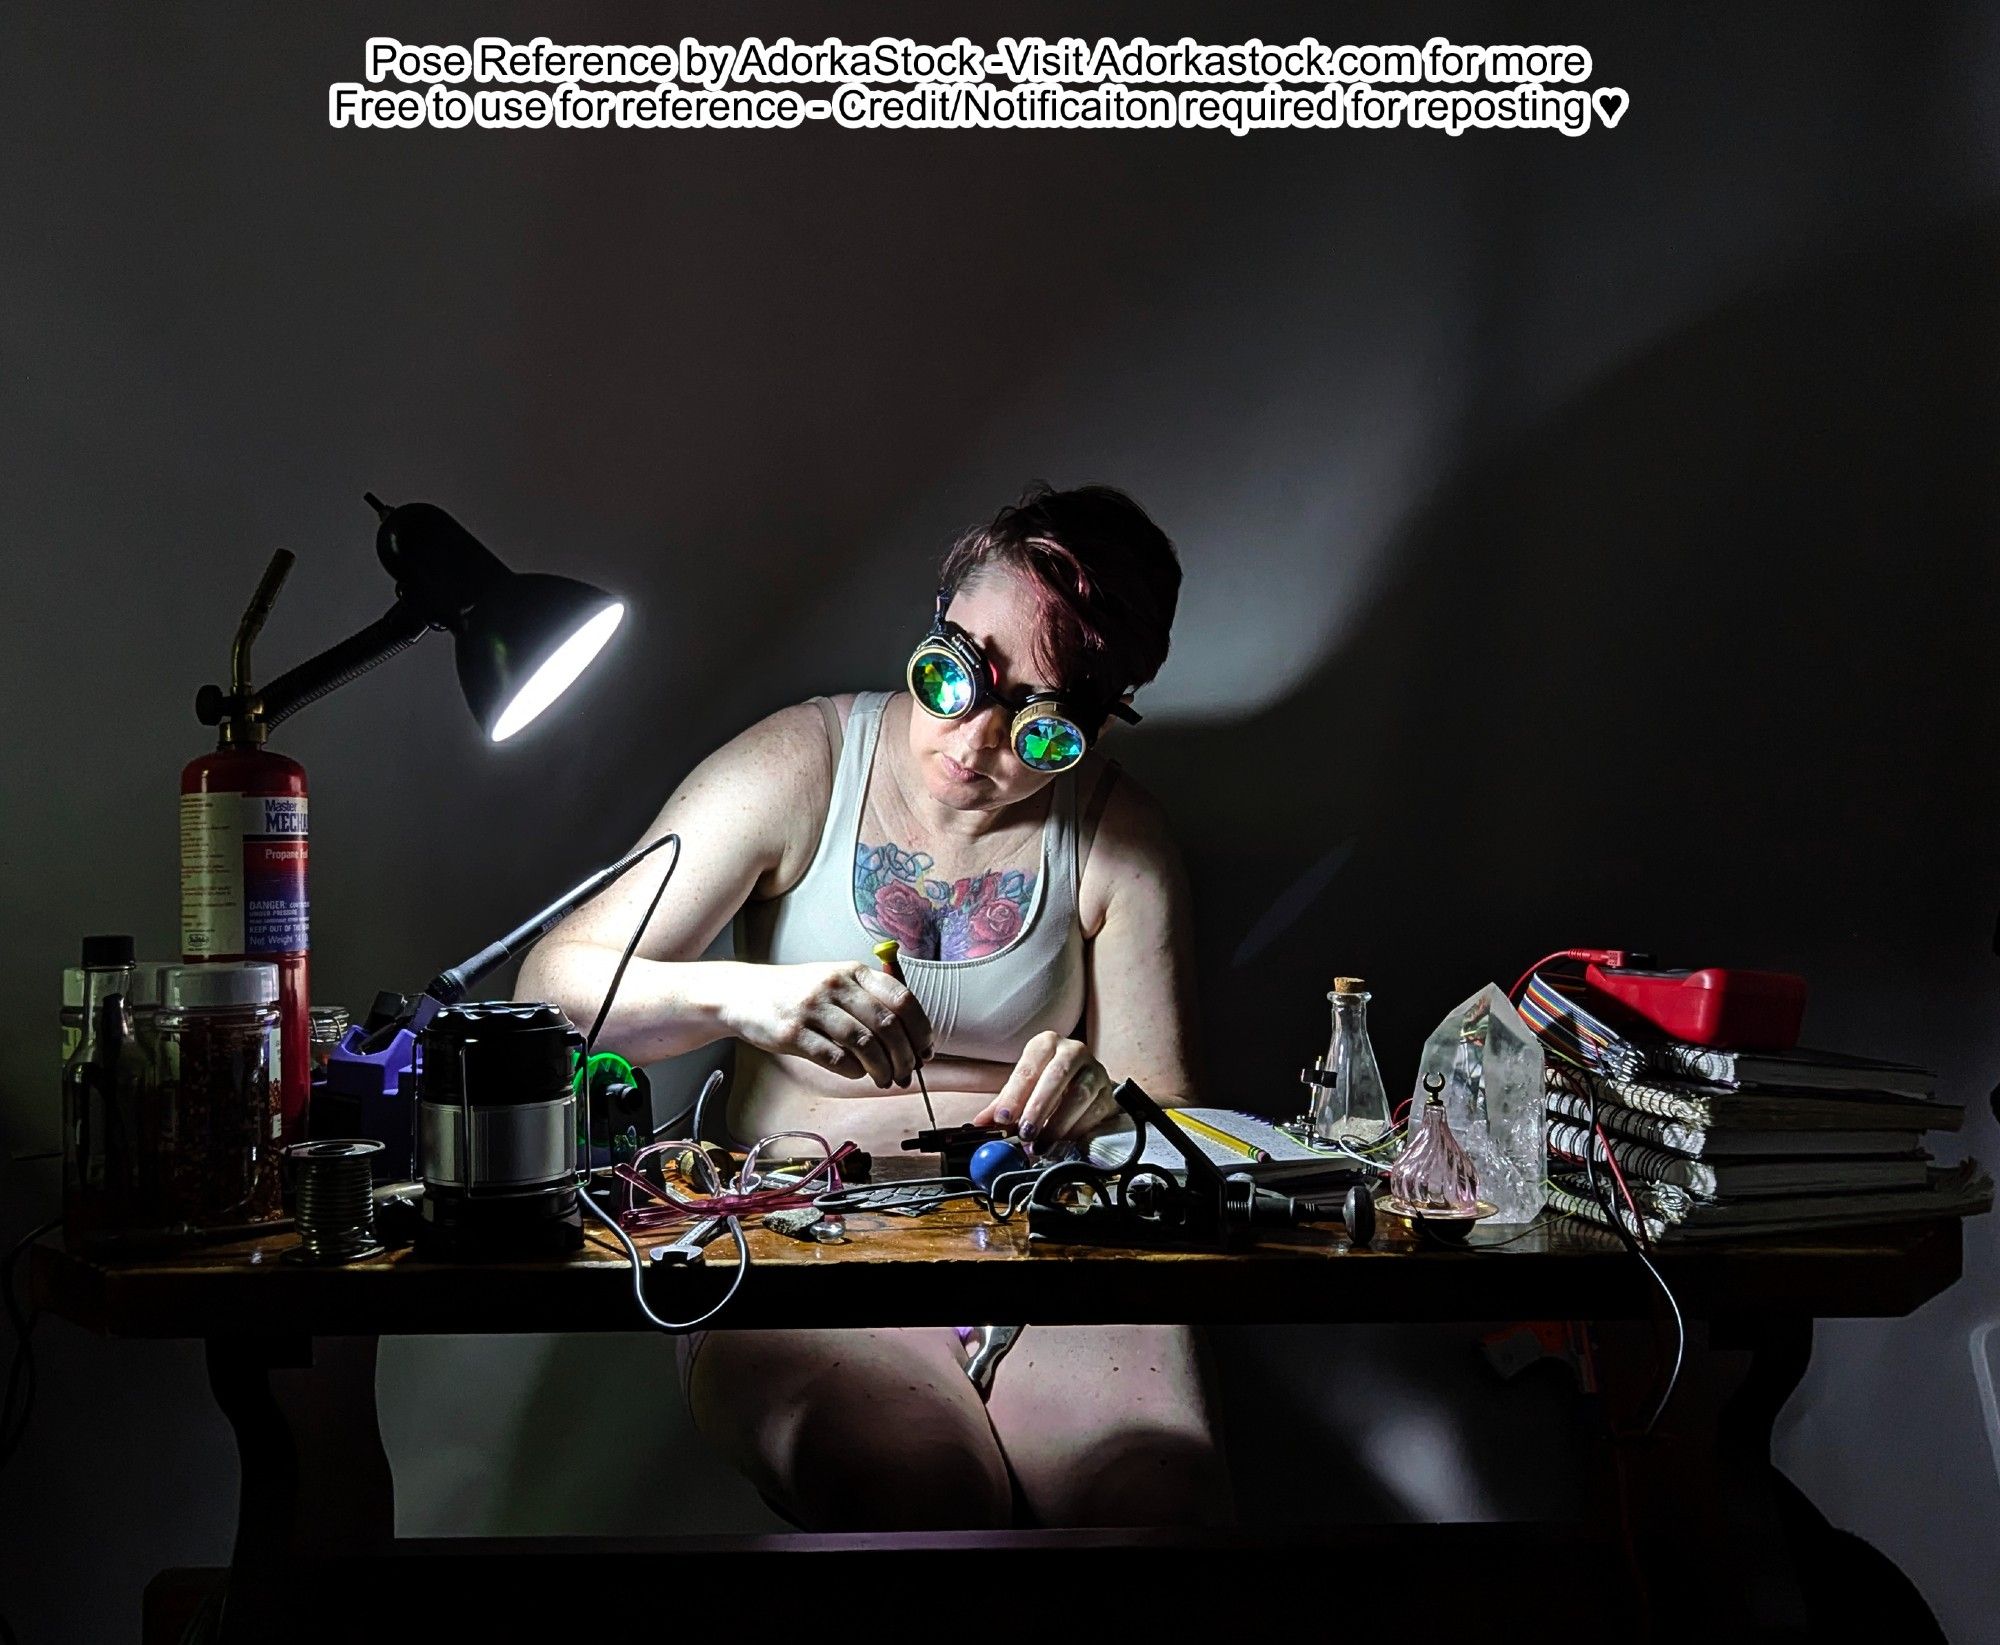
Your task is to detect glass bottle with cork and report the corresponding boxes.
[1308,975,1393,1148]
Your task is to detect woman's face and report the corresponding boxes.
[905,567,1066,813]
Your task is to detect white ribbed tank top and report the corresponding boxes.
[734,691,1087,1062]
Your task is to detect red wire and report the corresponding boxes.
[1508,950,1578,1002]
[1507,947,1628,1003]
[1591,1117,1650,1244]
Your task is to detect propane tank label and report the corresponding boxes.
[180,793,310,957]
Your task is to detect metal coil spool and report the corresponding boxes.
[285,1139,386,1263]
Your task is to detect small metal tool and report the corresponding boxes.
[873,939,938,1129]
[965,1324,1025,1397]
[648,1216,726,1267]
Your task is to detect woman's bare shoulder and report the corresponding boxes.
[685,699,834,796]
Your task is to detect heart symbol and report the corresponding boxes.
[1593,88,1629,129]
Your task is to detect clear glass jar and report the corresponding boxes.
[156,962,285,1233]
[1309,977,1392,1147]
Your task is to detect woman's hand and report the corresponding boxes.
[722,962,933,1089]
[972,1031,1118,1151]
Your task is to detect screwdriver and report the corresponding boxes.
[872,939,938,1129]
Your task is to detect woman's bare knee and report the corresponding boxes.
[786,1390,1011,1530]
[688,1328,1010,1531]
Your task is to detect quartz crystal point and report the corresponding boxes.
[1411,984,1547,1223]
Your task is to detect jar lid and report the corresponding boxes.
[162,962,280,1010]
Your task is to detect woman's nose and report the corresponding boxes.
[961,703,1008,748]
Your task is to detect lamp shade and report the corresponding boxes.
[455,572,626,742]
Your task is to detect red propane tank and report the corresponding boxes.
[179,745,311,1144]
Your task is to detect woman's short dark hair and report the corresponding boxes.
[939,483,1181,712]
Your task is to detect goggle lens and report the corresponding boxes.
[1015,715,1085,772]
[911,651,976,718]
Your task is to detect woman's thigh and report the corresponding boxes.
[685,1326,1012,1531]
[983,1323,1233,1528]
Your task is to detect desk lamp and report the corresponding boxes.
[196,493,625,744]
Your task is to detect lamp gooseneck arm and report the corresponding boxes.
[259,600,435,730]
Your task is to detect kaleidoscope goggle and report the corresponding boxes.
[905,589,1140,773]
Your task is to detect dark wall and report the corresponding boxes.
[3,3,1996,1639]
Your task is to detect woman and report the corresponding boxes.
[519,484,1229,1531]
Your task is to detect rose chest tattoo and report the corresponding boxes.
[854,841,1036,960]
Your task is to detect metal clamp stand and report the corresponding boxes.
[1025,1079,1376,1249]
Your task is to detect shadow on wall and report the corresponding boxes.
[1124,212,1999,1110]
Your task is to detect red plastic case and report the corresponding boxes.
[1581,963,1807,1052]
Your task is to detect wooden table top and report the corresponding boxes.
[30,1201,1965,1339]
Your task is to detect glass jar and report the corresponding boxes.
[156,962,285,1233]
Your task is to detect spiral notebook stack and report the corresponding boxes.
[1520,973,1988,1240]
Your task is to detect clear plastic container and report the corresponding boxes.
[1309,977,1393,1147]
[156,962,285,1233]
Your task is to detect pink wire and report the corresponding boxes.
[612,1138,854,1230]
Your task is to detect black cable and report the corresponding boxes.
[1578,1082,1685,1435]
[583,833,681,1057]
[1,1217,60,1478]
[567,830,752,1333]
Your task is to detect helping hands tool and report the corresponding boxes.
[1026,1079,1376,1249]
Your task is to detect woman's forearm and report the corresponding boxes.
[516,942,751,1063]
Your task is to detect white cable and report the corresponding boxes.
[579,1189,748,1334]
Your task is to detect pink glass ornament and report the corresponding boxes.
[1389,1075,1481,1212]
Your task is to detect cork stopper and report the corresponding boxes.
[1332,976,1366,994]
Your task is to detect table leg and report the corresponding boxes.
[1587,1315,1812,1637]
[204,1335,394,1641]
[1710,1314,1815,1631]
